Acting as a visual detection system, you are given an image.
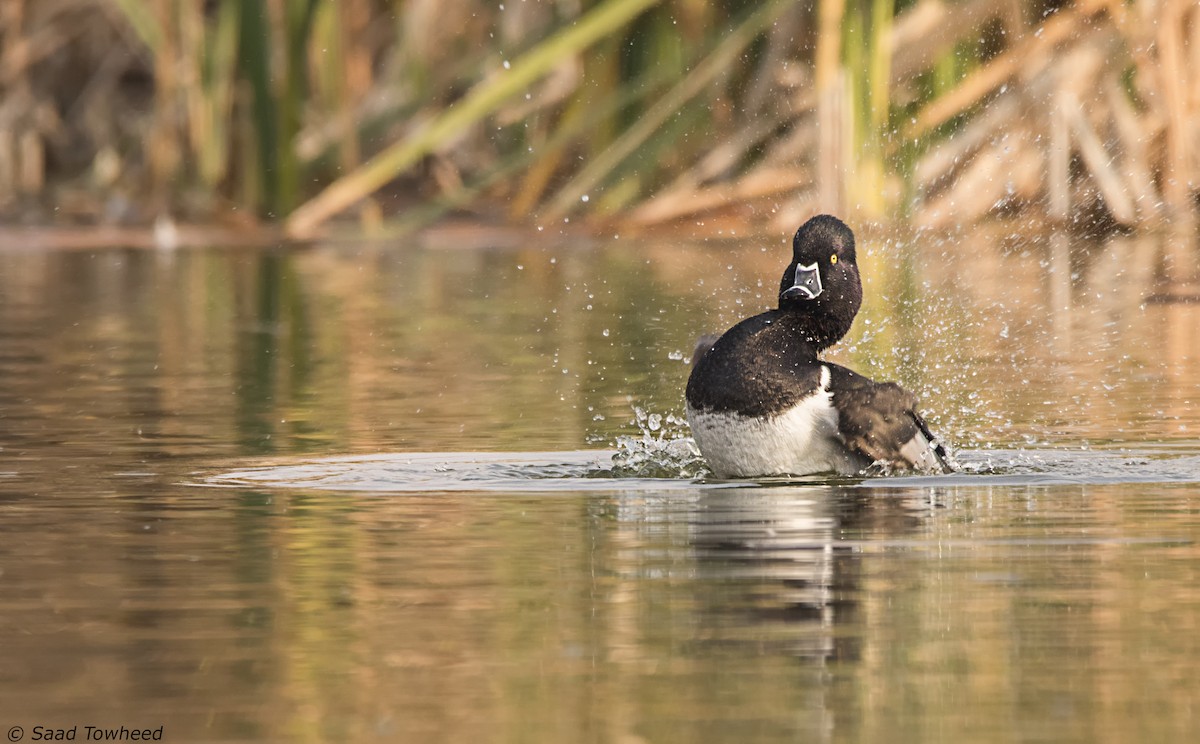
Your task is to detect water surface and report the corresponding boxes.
[1,225,1198,742]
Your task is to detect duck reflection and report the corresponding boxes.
[602,484,938,661]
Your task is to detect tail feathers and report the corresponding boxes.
[904,412,955,473]
[691,333,721,366]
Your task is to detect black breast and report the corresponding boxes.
[686,312,824,417]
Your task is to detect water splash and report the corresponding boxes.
[598,406,709,479]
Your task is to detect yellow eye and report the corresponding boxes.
[830,254,838,264]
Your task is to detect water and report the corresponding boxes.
[1,225,1198,742]
[201,447,1200,492]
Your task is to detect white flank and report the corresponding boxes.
[687,366,868,478]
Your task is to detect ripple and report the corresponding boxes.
[198,444,1200,494]
[200,450,727,493]
[860,446,1200,488]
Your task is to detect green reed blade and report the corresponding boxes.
[284,0,661,237]
[541,0,793,222]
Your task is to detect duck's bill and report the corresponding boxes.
[780,262,823,301]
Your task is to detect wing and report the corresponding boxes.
[825,364,953,473]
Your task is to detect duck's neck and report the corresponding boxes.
[773,305,853,353]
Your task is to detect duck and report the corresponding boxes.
[685,214,952,478]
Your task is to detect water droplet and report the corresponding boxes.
[602,329,610,337]
[668,350,684,361]
[503,60,511,69]
[581,194,589,203]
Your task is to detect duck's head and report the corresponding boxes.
[777,214,863,348]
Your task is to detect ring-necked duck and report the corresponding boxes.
[685,215,952,478]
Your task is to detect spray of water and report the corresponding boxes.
[598,406,710,479]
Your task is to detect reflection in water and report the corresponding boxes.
[0,226,1198,741]
[2,225,1194,461]
[686,487,858,661]
[686,487,940,661]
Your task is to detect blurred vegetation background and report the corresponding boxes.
[0,0,1195,238]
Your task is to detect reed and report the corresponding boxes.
[0,0,1197,234]
[285,0,661,236]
